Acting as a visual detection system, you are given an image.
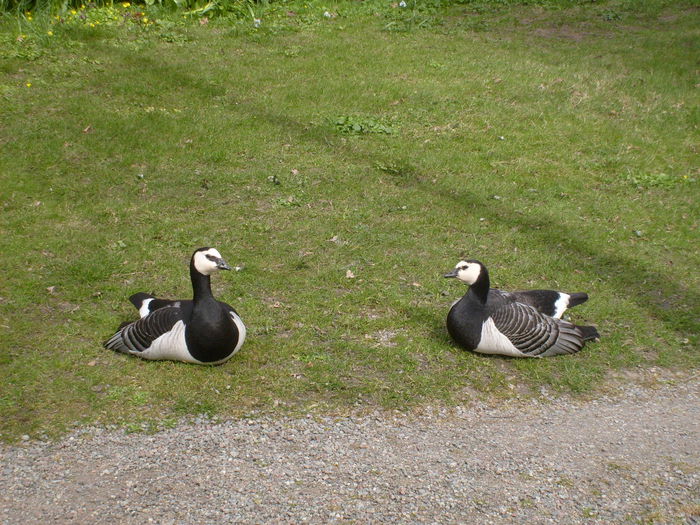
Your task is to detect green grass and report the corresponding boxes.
[1,0,698,441]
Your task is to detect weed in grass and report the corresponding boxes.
[601,10,621,22]
[334,115,396,135]
[375,160,418,179]
[381,0,444,33]
[625,171,694,190]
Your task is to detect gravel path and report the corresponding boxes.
[2,379,698,524]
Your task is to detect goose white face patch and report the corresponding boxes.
[454,261,482,285]
[193,248,224,276]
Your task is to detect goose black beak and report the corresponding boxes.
[216,258,232,271]
[444,269,459,278]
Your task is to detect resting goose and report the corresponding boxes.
[445,260,599,357]
[104,247,246,364]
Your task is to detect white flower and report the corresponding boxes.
[253,18,261,27]
[399,1,406,7]
[323,10,331,17]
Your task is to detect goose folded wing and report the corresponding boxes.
[489,301,560,356]
[490,301,584,357]
[487,289,517,308]
[104,306,184,353]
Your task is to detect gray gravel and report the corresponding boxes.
[1,378,698,524]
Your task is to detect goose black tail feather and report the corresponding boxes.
[567,292,589,309]
[129,292,155,309]
[578,325,600,342]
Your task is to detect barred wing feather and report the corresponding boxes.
[104,306,183,354]
[490,301,584,357]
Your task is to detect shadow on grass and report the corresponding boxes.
[252,108,699,339]
[100,45,698,342]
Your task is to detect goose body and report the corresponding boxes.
[104,248,246,365]
[445,260,598,357]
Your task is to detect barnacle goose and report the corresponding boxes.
[444,260,599,357]
[104,247,246,365]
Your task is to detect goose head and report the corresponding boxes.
[192,247,232,276]
[444,260,484,285]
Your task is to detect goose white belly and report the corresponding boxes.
[139,321,198,363]
[140,314,245,365]
[475,318,530,357]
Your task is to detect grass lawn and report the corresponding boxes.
[1,0,698,441]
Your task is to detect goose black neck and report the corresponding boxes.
[190,264,213,303]
[468,266,490,303]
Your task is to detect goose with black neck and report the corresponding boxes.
[444,259,599,357]
[104,247,246,365]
